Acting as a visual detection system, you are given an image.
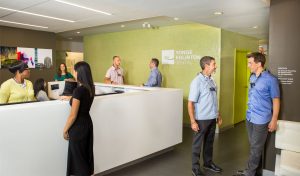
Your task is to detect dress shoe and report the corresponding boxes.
[203,163,222,173]
[192,168,204,176]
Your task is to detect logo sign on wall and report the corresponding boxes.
[162,49,201,65]
[162,50,175,64]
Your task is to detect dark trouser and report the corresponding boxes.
[245,120,268,176]
[192,119,216,170]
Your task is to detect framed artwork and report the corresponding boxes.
[0,46,53,69]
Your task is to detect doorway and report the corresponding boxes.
[233,49,250,124]
[66,52,84,76]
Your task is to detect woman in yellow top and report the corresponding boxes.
[0,61,35,104]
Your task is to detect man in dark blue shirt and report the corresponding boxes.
[235,52,280,176]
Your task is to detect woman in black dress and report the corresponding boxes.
[63,61,95,176]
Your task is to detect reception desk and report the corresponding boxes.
[0,83,183,176]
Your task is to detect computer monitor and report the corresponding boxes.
[61,81,77,96]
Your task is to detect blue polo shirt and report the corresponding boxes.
[188,73,218,120]
[247,71,280,124]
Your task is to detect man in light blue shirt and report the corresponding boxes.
[143,58,162,87]
[235,52,280,176]
[188,56,222,176]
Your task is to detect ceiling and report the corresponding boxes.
[0,0,270,40]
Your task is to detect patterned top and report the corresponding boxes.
[105,66,124,85]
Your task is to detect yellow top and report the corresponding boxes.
[0,78,35,104]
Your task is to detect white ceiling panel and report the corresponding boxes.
[0,0,270,40]
[25,1,105,21]
[0,0,47,10]
[0,20,49,32]
[0,8,12,16]
[1,13,89,32]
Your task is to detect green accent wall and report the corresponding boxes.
[84,24,258,127]
[220,29,258,129]
[84,23,221,124]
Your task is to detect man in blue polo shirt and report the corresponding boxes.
[188,56,222,176]
[235,52,280,176]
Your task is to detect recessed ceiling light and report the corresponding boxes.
[0,19,48,29]
[121,25,125,28]
[174,17,179,21]
[214,11,224,15]
[253,26,258,29]
[55,0,112,15]
[142,22,151,28]
[142,22,148,28]
[0,6,75,23]
[76,31,80,34]
[69,38,73,40]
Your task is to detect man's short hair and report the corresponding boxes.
[151,58,159,67]
[200,56,215,70]
[113,56,120,60]
[246,52,266,67]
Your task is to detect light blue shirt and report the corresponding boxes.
[247,70,280,124]
[188,73,218,120]
[144,67,162,87]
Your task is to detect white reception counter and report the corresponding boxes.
[0,83,183,176]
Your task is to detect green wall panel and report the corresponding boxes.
[220,29,258,129]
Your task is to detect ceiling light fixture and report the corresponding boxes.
[55,0,112,15]
[253,26,258,29]
[121,25,125,28]
[214,11,224,15]
[0,6,75,23]
[174,17,179,21]
[0,19,48,29]
[76,31,80,34]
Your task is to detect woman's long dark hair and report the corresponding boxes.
[57,63,68,77]
[34,78,46,97]
[74,61,95,97]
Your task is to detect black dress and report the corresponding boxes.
[67,86,94,176]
